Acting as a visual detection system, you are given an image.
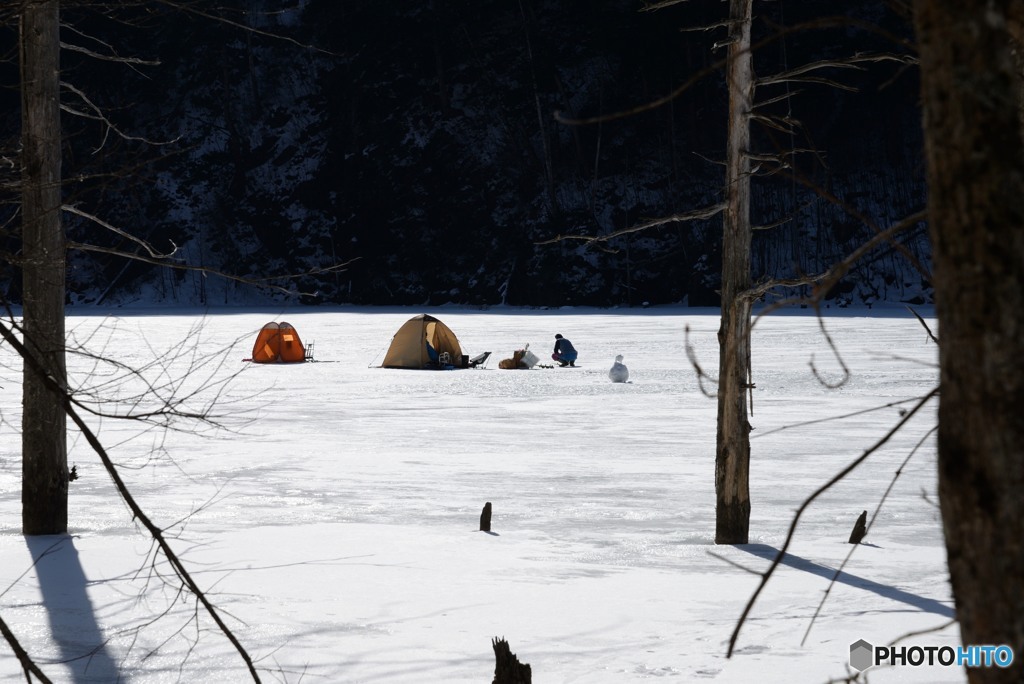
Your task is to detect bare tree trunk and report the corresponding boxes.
[914,2,1024,681]
[715,0,753,545]
[20,0,68,536]
[519,0,558,216]
[492,637,531,684]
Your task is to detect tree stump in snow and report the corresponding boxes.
[848,510,867,544]
[480,502,492,532]
[492,637,531,684]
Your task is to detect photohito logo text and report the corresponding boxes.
[849,639,1014,671]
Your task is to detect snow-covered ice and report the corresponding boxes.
[0,306,959,682]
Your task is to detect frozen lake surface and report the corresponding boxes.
[0,305,957,682]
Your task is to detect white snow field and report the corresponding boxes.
[0,306,963,683]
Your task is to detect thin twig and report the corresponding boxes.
[799,426,938,645]
[63,204,178,259]
[152,0,341,56]
[684,324,718,398]
[726,388,938,658]
[0,320,262,682]
[66,240,357,299]
[534,203,724,246]
[0,614,52,683]
[808,303,851,389]
[753,397,924,439]
[905,306,938,344]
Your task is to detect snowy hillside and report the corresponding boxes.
[0,1,928,308]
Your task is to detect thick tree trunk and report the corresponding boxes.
[715,0,753,545]
[20,0,68,536]
[914,2,1024,681]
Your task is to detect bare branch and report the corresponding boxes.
[534,203,724,247]
[760,76,861,93]
[0,318,263,682]
[757,59,867,87]
[63,338,254,429]
[808,304,851,389]
[742,209,928,307]
[770,51,919,88]
[555,53,727,126]
[765,16,917,54]
[752,397,924,440]
[888,618,959,647]
[799,426,938,645]
[0,614,52,683]
[59,38,159,67]
[753,89,803,110]
[63,204,177,259]
[906,306,938,344]
[639,0,696,12]
[750,113,801,135]
[59,81,180,152]
[66,240,357,299]
[726,388,939,658]
[556,18,915,128]
[751,196,819,231]
[685,324,718,398]
[151,0,341,57]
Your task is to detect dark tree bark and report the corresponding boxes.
[20,0,68,536]
[480,501,492,532]
[848,510,867,545]
[492,637,531,684]
[715,0,753,545]
[914,1,1024,681]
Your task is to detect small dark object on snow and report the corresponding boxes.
[480,502,492,532]
[69,465,78,482]
[848,510,867,544]
[492,637,531,684]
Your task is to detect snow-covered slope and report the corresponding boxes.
[3,1,928,308]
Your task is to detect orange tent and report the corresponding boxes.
[251,321,307,363]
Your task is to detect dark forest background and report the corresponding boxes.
[0,0,928,308]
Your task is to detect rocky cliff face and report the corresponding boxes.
[2,0,929,307]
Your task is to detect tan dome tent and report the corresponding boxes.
[251,321,308,363]
[381,313,466,369]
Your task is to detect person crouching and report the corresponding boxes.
[552,334,578,367]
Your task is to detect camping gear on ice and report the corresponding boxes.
[251,321,311,363]
[498,344,539,370]
[381,313,469,369]
[499,350,526,369]
[609,355,629,383]
[468,351,492,368]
